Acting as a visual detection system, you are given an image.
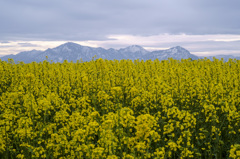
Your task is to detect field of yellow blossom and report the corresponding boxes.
[1,58,240,158]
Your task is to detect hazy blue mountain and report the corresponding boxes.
[0,50,42,63]
[143,46,198,61]
[206,55,240,61]
[1,42,239,63]
[118,45,149,60]
[34,42,116,62]
[0,42,149,63]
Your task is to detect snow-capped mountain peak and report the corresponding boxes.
[168,46,190,54]
[0,42,215,63]
[124,45,146,52]
[118,45,149,59]
[53,42,82,52]
[59,42,81,48]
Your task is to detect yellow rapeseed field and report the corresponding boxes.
[0,58,240,158]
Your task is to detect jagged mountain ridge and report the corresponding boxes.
[143,46,198,61]
[0,42,235,63]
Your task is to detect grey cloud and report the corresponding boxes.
[0,45,15,48]
[0,0,240,41]
[18,43,39,47]
[0,41,10,43]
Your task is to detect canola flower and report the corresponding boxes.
[0,58,240,158]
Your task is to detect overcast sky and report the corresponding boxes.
[0,0,240,56]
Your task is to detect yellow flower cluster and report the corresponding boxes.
[0,58,240,158]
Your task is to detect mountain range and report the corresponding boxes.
[0,42,239,63]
